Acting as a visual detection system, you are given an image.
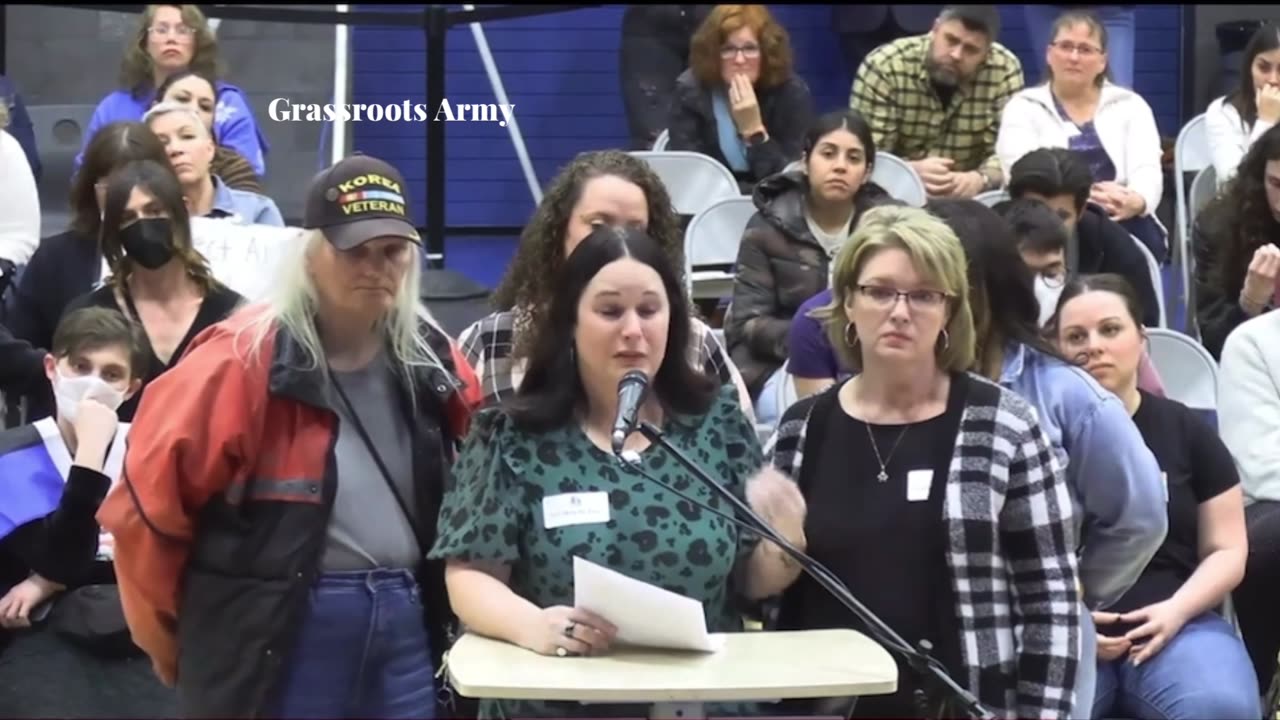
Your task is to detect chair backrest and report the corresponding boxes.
[870,152,926,207]
[776,360,799,418]
[26,104,95,213]
[651,129,670,152]
[630,150,741,216]
[683,195,756,294]
[1174,114,1210,267]
[1145,327,1218,411]
[1131,233,1167,328]
[1189,164,1217,221]
[974,189,1010,208]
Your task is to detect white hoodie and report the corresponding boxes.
[0,129,40,265]
[996,82,1164,219]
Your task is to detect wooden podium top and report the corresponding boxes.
[445,629,898,704]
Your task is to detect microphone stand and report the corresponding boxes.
[628,420,995,720]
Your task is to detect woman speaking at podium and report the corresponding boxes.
[429,226,807,718]
[765,206,1083,719]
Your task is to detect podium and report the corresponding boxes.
[445,628,898,719]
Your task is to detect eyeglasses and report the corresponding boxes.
[1039,271,1067,289]
[720,44,761,60]
[1050,40,1102,58]
[856,285,950,311]
[148,23,196,37]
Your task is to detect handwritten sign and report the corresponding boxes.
[99,217,305,302]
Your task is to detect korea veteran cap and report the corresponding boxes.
[304,154,422,250]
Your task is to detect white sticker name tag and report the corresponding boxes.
[542,491,611,530]
[907,469,933,502]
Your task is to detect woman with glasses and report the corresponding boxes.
[765,204,1083,719]
[996,9,1168,263]
[76,4,268,178]
[667,4,814,189]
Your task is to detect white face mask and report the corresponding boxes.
[54,370,126,422]
[1034,275,1065,329]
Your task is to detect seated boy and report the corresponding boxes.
[0,307,146,630]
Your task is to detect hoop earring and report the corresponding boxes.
[844,321,859,348]
[938,329,950,351]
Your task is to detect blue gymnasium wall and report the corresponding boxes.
[351,4,1184,290]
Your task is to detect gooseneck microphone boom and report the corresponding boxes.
[611,369,649,455]
[611,371,994,720]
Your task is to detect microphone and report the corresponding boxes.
[613,420,994,720]
[611,369,649,455]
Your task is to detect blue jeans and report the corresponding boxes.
[1077,607,1097,717]
[1023,5,1137,88]
[1092,612,1260,719]
[267,568,437,720]
[754,366,787,428]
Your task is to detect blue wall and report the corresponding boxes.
[352,4,1185,290]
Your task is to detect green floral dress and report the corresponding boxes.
[429,385,764,718]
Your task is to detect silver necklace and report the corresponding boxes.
[865,422,911,483]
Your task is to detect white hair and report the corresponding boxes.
[142,101,211,138]
[235,228,447,403]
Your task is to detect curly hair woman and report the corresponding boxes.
[459,149,753,415]
[1194,122,1280,359]
[667,4,814,188]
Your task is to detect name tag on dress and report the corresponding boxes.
[907,470,933,502]
[543,491,611,529]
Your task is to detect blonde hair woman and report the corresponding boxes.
[765,205,1082,719]
[97,155,481,718]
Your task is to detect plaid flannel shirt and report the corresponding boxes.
[764,374,1080,719]
[458,309,755,422]
[851,34,1024,180]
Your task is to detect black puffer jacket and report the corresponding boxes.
[725,171,895,396]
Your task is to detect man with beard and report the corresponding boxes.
[851,5,1023,199]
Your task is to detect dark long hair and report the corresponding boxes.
[1205,123,1280,296]
[506,226,716,433]
[1228,22,1280,128]
[71,122,171,239]
[154,68,220,143]
[926,198,1072,371]
[1052,273,1147,367]
[100,159,217,292]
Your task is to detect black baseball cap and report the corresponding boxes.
[303,154,422,250]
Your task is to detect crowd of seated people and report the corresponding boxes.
[4,4,1280,720]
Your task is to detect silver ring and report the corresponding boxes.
[556,646,568,657]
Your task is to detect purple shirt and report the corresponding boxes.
[787,288,849,380]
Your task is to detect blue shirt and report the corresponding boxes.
[999,341,1168,610]
[208,175,283,226]
[76,82,268,177]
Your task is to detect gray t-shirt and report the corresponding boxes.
[322,354,421,571]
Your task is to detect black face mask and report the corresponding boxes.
[119,218,176,270]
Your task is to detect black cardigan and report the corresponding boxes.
[667,68,814,187]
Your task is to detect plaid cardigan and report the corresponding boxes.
[764,374,1081,719]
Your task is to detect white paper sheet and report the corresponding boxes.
[572,555,722,653]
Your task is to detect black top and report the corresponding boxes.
[0,322,48,398]
[777,373,969,718]
[667,69,815,188]
[1101,391,1239,635]
[64,282,244,421]
[1076,204,1161,328]
[8,229,102,420]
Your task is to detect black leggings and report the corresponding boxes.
[1232,500,1280,693]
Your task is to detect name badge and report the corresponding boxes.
[542,491,611,529]
[907,469,933,502]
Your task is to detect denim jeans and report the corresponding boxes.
[1092,612,1260,719]
[267,568,437,720]
[1077,607,1097,717]
[1023,5,1137,88]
